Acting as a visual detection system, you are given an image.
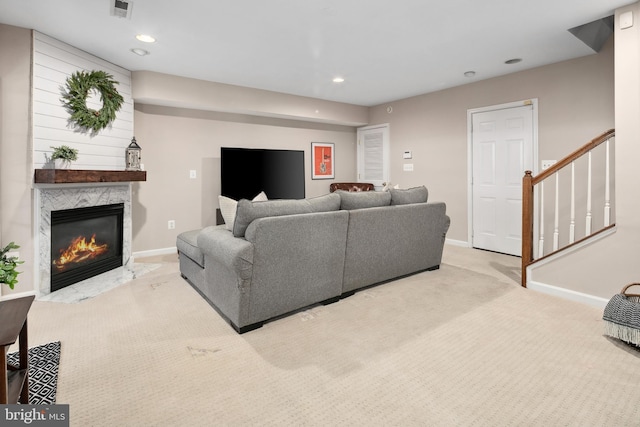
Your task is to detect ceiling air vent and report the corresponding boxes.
[111,0,133,19]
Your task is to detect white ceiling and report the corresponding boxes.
[0,0,632,107]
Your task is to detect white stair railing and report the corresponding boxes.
[569,161,576,244]
[605,139,611,226]
[586,151,593,235]
[522,129,615,287]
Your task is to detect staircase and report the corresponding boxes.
[521,129,615,287]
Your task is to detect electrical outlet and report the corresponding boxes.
[168,220,175,230]
[189,170,197,179]
[541,160,557,170]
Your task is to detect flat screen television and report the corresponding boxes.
[221,147,306,200]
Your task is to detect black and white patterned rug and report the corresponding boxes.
[7,341,61,405]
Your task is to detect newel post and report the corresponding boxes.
[522,170,534,287]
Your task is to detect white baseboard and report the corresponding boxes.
[524,226,616,310]
[528,280,609,310]
[0,290,37,301]
[445,238,469,247]
[133,247,177,259]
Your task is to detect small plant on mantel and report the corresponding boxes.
[0,242,23,290]
[50,145,78,168]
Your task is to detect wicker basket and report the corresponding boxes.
[603,283,640,347]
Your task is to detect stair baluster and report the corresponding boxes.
[521,129,615,287]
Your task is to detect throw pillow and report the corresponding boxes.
[253,191,268,202]
[251,191,269,202]
[337,190,391,210]
[390,186,429,205]
[218,195,237,231]
[381,182,400,192]
[218,191,268,231]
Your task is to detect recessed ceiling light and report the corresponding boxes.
[131,48,150,56]
[136,34,156,43]
[332,77,345,83]
[464,71,476,77]
[505,58,522,65]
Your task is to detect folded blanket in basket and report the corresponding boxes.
[603,283,640,347]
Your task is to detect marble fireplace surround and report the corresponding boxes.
[35,183,134,297]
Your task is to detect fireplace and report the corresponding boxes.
[35,183,135,297]
[50,203,124,292]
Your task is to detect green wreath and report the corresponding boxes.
[61,70,124,133]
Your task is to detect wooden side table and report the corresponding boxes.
[0,295,35,404]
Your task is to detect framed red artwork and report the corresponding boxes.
[311,142,335,179]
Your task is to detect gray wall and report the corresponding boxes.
[531,5,640,301]
[0,19,623,301]
[132,104,357,252]
[130,39,614,253]
[0,24,33,297]
[368,37,614,244]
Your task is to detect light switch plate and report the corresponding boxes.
[403,163,414,172]
[541,160,557,170]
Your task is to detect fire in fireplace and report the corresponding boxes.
[53,234,109,270]
[50,203,124,292]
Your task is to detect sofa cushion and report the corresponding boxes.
[233,198,313,237]
[219,191,268,231]
[176,229,204,267]
[307,193,341,212]
[390,186,429,205]
[337,190,391,210]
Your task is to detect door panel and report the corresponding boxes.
[357,124,389,188]
[472,105,533,256]
[478,197,497,236]
[478,141,496,185]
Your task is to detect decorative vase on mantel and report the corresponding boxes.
[49,145,78,170]
[54,159,72,169]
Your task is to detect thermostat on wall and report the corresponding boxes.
[403,151,412,159]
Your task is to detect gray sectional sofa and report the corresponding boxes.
[177,186,450,333]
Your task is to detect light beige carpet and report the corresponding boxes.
[25,246,640,426]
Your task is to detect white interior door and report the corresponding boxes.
[471,104,534,256]
[357,124,389,189]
